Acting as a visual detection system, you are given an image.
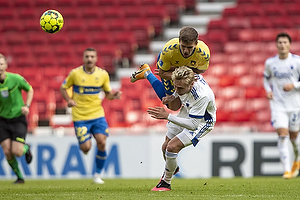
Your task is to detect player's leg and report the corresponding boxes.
[11,115,32,164]
[271,111,291,178]
[131,63,166,100]
[1,139,25,183]
[277,128,291,178]
[74,120,93,154]
[290,131,300,177]
[288,112,300,178]
[91,117,109,184]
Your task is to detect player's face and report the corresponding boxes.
[173,79,193,95]
[0,58,7,77]
[83,51,97,70]
[179,41,197,58]
[276,37,291,55]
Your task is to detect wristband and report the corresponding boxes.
[25,104,30,108]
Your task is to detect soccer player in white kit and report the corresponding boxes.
[263,32,300,179]
[147,66,216,191]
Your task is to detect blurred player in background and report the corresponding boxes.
[131,26,210,111]
[60,48,122,184]
[0,53,33,184]
[147,66,216,191]
[263,32,300,179]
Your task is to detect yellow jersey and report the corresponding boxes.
[62,66,111,121]
[157,38,210,71]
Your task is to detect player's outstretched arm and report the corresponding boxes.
[105,91,122,100]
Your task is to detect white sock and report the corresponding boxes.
[278,136,290,172]
[144,70,151,78]
[291,138,299,161]
[163,151,178,184]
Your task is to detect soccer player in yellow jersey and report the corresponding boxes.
[60,48,122,184]
[131,26,210,111]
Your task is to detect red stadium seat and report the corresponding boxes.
[81,7,102,19]
[18,7,37,19]
[238,74,259,88]
[231,63,250,76]
[70,32,90,45]
[219,75,238,87]
[222,7,242,19]
[144,5,169,36]
[245,86,266,99]
[91,31,113,45]
[223,98,249,112]
[0,8,16,20]
[240,5,264,18]
[218,86,244,100]
[128,18,154,50]
[270,17,294,29]
[3,20,21,33]
[227,18,251,41]
[205,63,228,77]
[250,17,272,29]
[244,42,265,54]
[257,29,277,42]
[6,33,26,46]
[123,6,145,20]
[227,53,246,65]
[248,53,268,66]
[13,0,33,7]
[224,42,244,54]
[87,19,109,32]
[249,98,269,111]
[207,19,228,33]
[238,29,257,42]
[103,6,125,20]
[114,31,138,62]
[76,0,95,7]
[209,53,225,65]
[264,5,286,18]
[108,19,131,34]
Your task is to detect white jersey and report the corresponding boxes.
[264,53,300,111]
[166,74,216,147]
[178,74,216,123]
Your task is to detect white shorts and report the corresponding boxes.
[271,110,300,132]
[166,120,214,147]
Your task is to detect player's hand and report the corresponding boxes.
[162,95,176,105]
[21,106,30,116]
[266,91,273,100]
[67,99,77,107]
[283,83,294,92]
[147,107,169,120]
[113,91,122,99]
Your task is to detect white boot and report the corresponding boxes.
[94,173,105,184]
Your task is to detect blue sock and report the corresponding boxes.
[147,73,166,100]
[95,150,107,174]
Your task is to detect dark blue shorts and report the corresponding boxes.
[73,117,109,144]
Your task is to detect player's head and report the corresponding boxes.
[179,27,198,58]
[83,47,98,70]
[276,32,291,56]
[172,66,195,95]
[0,53,8,77]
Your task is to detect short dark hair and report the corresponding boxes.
[276,32,292,43]
[84,47,97,53]
[179,26,198,43]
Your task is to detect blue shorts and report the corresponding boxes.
[73,117,109,144]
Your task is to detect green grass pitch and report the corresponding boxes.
[0,177,299,199]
